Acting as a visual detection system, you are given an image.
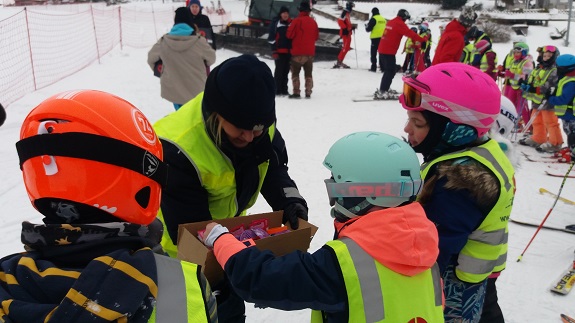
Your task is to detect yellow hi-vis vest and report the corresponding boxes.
[370,15,386,39]
[509,59,529,89]
[311,238,444,323]
[480,49,498,74]
[523,66,556,104]
[404,38,414,54]
[461,43,474,64]
[153,92,275,257]
[149,254,215,322]
[554,76,575,116]
[420,139,515,283]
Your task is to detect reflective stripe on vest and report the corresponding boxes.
[370,15,386,39]
[523,66,555,104]
[149,254,210,322]
[554,76,575,116]
[311,238,444,322]
[479,49,498,74]
[154,92,276,257]
[420,140,515,282]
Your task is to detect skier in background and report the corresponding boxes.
[334,1,355,69]
[365,7,386,72]
[268,6,292,96]
[519,45,562,153]
[471,39,498,81]
[286,0,319,98]
[502,42,534,132]
[375,9,428,100]
[401,27,418,74]
[432,6,477,65]
[547,54,575,163]
[412,21,431,75]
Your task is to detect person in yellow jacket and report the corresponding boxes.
[154,54,308,322]
[0,90,217,323]
[365,7,386,72]
[199,131,445,322]
[401,63,515,323]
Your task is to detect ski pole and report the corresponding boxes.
[517,161,575,262]
[511,94,528,142]
[353,29,358,69]
[520,108,540,135]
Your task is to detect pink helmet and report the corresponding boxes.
[400,62,500,137]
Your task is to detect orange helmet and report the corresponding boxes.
[16,90,165,225]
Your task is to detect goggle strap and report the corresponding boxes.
[16,132,167,188]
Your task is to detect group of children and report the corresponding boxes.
[461,30,575,162]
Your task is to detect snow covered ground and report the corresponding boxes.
[1,1,575,322]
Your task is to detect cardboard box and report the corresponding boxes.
[177,211,318,285]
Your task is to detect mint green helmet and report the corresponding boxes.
[323,132,422,220]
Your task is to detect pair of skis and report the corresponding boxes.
[510,187,575,233]
[521,152,575,178]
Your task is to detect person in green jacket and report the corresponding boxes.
[1,90,217,323]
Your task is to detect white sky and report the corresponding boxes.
[1,1,575,322]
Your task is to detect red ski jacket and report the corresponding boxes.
[286,11,319,56]
[377,16,426,55]
[432,19,467,65]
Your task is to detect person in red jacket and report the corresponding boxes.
[432,6,477,65]
[286,1,319,99]
[334,1,354,69]
[375,9,428,100]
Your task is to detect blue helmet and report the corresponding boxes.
[556,54,575,75]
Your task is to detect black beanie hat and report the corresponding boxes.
[279,6,289,14]
[298,1,311,12]
[174,7,191,25]
[203,55,276,130]
[372,7,379,15]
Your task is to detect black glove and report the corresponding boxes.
[283,202,308,229]
[341,29,349,36]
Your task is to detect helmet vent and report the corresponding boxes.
[401,170,410,176]
[440,70,452,77]
[135,186,151,208]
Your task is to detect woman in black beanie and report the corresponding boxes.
[153,54,309,323]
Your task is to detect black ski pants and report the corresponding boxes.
[379,54,397,92]
[274,53,291,95]
[370,38,381,71]
[479,276,504,323]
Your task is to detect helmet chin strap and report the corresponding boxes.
[331,199,373,222]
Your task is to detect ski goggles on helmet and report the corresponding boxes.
[399,75,498,131]
[324,178,422,202]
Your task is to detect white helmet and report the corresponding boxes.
[491,96,518,139]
